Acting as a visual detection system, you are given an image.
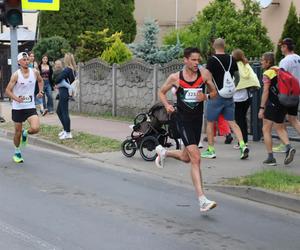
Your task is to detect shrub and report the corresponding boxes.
[101,37,132,65]
[33,36,71,62]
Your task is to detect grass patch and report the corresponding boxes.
[0,122,121,153]
[70,111,133,123]
[225,169,300,195]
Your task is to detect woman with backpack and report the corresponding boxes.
[258,52,296,166]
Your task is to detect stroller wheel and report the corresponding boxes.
[139,136,159,161]
[121,139,137,157]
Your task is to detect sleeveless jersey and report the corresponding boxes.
[176,69,206,120]
[12,68,36,110]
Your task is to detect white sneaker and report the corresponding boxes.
[199,198,217,212]
[58,130,65,137]
[59,132,73,140]
[155,145,167,168]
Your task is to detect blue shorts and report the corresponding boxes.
[206,95,235,122]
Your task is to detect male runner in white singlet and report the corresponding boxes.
[5,52,44,163]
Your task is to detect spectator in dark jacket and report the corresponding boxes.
[55,53,76,140]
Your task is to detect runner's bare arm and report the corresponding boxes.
[5,72,23,103]
[200,68,217,101]
[158,72,179,113]
[34,69,44,98]
[258,76,270,119]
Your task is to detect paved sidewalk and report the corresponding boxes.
[1,100,300,182]
[1,101,300,212]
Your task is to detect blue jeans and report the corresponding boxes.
[43,79,53,112]
[56,88,70,132]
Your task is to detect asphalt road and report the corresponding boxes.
[0,137,299,250]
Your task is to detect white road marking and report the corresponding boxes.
[0,219,60,250]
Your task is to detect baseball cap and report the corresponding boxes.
[278,38,294,46]
[17,52,29,61]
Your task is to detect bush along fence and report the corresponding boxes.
[70,58,300,142]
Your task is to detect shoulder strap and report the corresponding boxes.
[213,55,232,72]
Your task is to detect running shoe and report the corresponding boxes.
[199,199,217,212]
[224,134,233,144]
[155,145,167,168]
[263,158,277,166]
[240,146,249,159]
[272,143,286,153]
[284,147,296,165]
[0,116,5,123]
[201,149,216,159]
[21,129,28,147]
[13,153,24,163]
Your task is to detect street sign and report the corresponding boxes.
[21,0,60,11]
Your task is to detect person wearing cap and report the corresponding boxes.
[278,38,300,133]
[272,38,300,153]
[5,52,44,163]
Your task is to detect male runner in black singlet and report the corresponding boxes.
[155,47,218,212]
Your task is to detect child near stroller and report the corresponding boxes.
[121,102,180,161]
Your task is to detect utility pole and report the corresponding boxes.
[10,25,18,73]
[2,0,23,74]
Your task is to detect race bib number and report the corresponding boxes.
[19,95,33,103]
[183,88,202,102]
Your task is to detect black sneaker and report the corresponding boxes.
[284,147,296,165]
[224,134,233,144]
[263,158,277,166]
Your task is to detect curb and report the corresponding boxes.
[210,184,300,214]
[1,127,299,213]
[0,128,79,155]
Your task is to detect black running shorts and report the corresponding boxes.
[175,114,203,146]
[12,108,38,123]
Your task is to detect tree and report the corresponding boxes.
[101,37,133,65]
[163,0,273,61]
[33,36,71,62]
[130,20,182,64]
[39,0,136,48]
[275,2,300,63]
[75,29,120,62]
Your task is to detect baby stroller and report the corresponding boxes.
[121,102,181,161]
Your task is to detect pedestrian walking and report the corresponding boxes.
[5,52,44,163]
[155,47,218,212]
[232,49,260,148]
[55,53,76,140]
[201,38,249,160]
[272,38,300,153]
[38,55,54,114]
[259,52,296,166]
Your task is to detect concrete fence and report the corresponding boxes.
[69,58,184,117]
